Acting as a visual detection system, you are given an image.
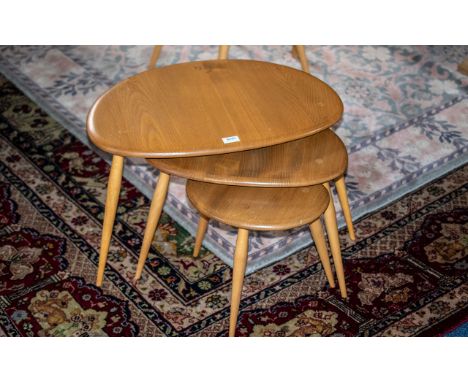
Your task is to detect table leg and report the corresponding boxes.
[134,171,170,282]
[148,45,162,69]
[218,45,230,60]
[309,219,335,288]
[96,155,124,287]
[322,182,347,298]
[292,45,310,73]
[193,215,209,258]
[335,175,356,241]
[229,228,249,337]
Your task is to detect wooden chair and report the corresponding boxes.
[148,45,310,72]
[144,129,353,299]
[186,181,333,336]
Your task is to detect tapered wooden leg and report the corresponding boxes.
[309,219,335,288]
[322,182,347,298]
[134,172,170,282]
[193,215,209,258]
[229,228,249,337]
[148,45,163,69]
[292,45,310,73]
[335,176,356,241]
[96,155,124,287]
[218,45,230,60]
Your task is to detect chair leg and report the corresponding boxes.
[193,215,209,258]
[96,155,124,287]
[292,45,310,73]
[309,219,335,288]
[229,228,249,337]
[335,175,356,241]
[322,182,347,298]
[148,45,163,69]
[218,45,230,60]
[134,172,170,282]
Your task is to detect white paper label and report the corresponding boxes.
[222,135,240,144]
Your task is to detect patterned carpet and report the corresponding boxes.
[0,45,467,274]
[0,75,466,336]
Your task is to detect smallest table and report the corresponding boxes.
[187,181,333,336]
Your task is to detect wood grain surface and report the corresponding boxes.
[186,181,329,231]
[149,129,347,186]
[87,60,343,157]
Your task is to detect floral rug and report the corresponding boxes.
[0,46,467,273]
[0,75,466,336]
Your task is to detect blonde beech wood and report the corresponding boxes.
[218,45,230,59]
[191,211,343,287]
[335,175,356,241]
[148,45,162,69]
[149,129,347,187]
[187,181,334,336]
[193,215,208,258]
[229,228,249,337]
[96,155,124,287]
[292,45,310,73]
[134,172,170,282]
[309,220,335,288]
[186,181,329,231]
[150,45,309,71]
[87,60,343,158]
[322,182,347,298]
[216,45,309,71]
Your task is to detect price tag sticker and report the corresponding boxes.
[222,135,240,144]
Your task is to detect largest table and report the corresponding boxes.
[87,59,344,287]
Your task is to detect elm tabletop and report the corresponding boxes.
[87,59,343,158]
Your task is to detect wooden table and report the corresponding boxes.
[87,59,344,288]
